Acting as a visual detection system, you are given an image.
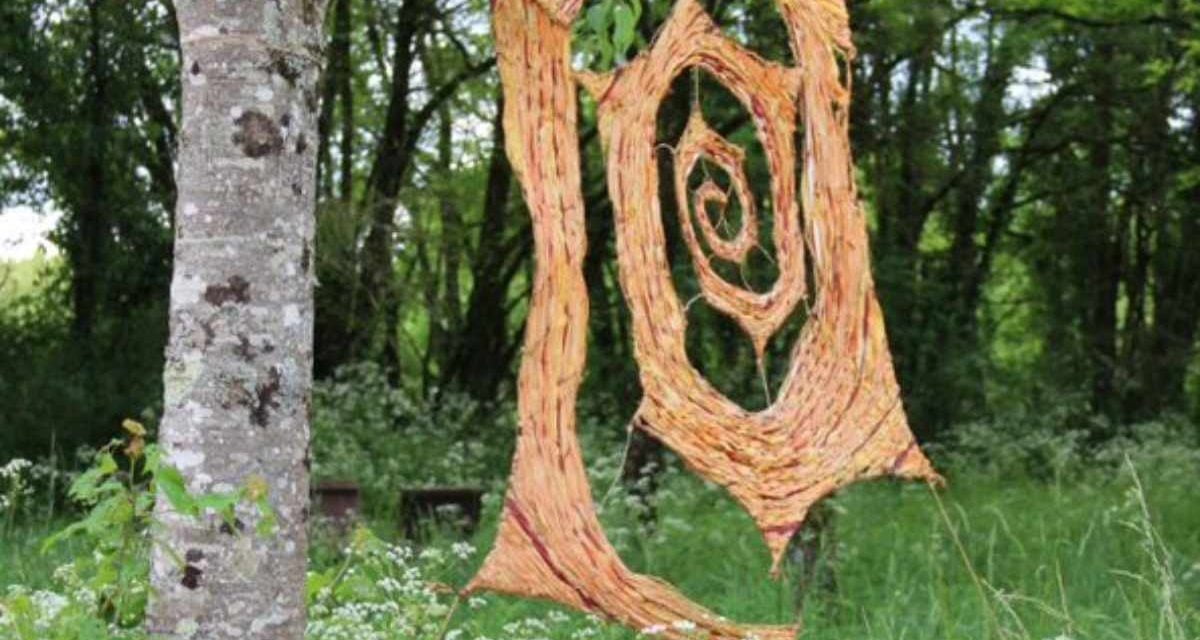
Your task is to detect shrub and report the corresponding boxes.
[311,364,516,516]
[930,408,1199,483]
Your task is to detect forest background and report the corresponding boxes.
[3,0,1198,460]
[0,1,1199,638]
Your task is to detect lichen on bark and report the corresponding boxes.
[147,1,330,638]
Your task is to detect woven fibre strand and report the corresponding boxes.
[467,0,940,637]
[676,112,759,267]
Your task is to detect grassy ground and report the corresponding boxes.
[370,463,1198,639]
[2,462,1197,639]
[0,521,88,597]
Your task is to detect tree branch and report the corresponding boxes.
[400,56,497,165]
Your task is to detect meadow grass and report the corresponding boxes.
[1,458,1196,638]
[0,521,67,591]
[435,462,1199,639]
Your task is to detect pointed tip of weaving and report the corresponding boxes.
[763,522,801,578]
[752,337,769,367]
[890,440,943,487]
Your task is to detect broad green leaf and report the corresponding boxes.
[155,464,196,516]
[586,3,609,35]
[306,569,336,602]
[194,492,240,513]
[98,452,118,474]
[613,4,636,62]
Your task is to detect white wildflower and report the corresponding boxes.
[450,541,475,560]
[467,596,488,609]
[0,459,31,478]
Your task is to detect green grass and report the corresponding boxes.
[0,520,80,592]
[795,471,1196,639]
[3,463,1197,639]
[433,464,1199,639]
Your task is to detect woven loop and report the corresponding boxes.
[469,0,940,637]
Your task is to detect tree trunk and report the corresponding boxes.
[316,0,353,202]
[1084,40,1121,421]
[335,0,354,202]
[72,0,110,345]
[874,33,939,437]
[437,106,464,340]
[353,0,424,366]
[1124,4,1193,419]
[1144,88,1200,417]
[944,24,1016,413]
[443,94,524,401]
[148,1,328,638]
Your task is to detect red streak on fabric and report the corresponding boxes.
[506,499,601,610]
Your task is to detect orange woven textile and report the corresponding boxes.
[467,0,940,637]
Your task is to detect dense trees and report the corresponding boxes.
[849,0,1200,437]
[0,0,1197,461]
[0,1,178,452]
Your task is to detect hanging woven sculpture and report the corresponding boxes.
[466,0,941,637]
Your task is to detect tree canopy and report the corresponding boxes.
[1,0,1198,458]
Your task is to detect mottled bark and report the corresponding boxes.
[148,1,328,638]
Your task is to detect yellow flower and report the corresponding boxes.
[245,475,269,502]
[121,419,147,437]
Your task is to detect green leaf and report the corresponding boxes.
[109,494,135,527]
[306,569,336,603]
[78,616,108,640]
[194,491,240,514]
[586,3,610,35]
[255,497,278,538]
[155,464,197,516]
[41,520,87,552]
[597,37,615,68]
[613,4,636,62]
[68,468,106,502]
[98,452,118,474]
[135,489,156,517]
[143,443,163,473]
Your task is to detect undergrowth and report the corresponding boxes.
[0,382,1196,639]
